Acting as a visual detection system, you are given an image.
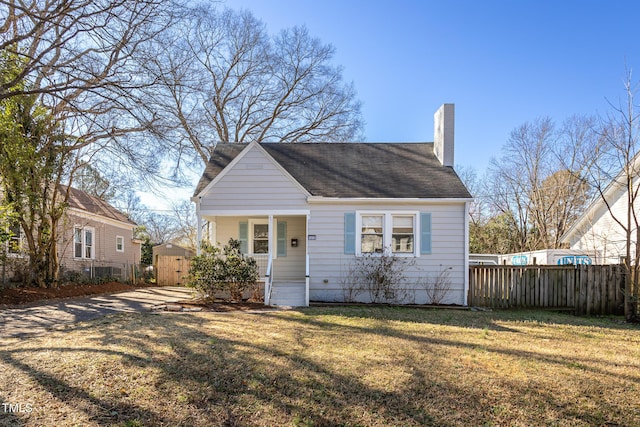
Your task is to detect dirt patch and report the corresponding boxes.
[0,281,155,305]
[169,298,272,312]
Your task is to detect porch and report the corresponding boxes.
[197,212,310,306]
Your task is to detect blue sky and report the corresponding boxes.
[220,0,640,174]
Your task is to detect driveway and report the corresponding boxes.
[0,286,196,338]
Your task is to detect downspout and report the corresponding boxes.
[464,201,470,306]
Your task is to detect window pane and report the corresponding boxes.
[74,228,82,258]
[8,224,21,253]
[362,234,383,253]
[253,239,269,254]
[362,215,383,230]
[361,215,384,253]
[392,215,414,253]
[85,230,93,259]
[254,224,268,239]
[392,234,414,252]
[393,216,413,228]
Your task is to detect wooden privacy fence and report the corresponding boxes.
[156,256,192,286]
[469,265,626,315]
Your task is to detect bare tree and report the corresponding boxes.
[588,70,640,321]
[486,117,594,252]
[0,0,183,178]
[144,6,363,169]
[0,0,181,286]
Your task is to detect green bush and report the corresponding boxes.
[187,238,259,301]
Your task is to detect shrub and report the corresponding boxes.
[423,265,453,305]
[187,238,259,301]
[343,252,414,303]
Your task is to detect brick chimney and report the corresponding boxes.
[434,103,455,167]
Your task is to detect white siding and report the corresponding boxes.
[569,184,637,264]
[200,145,308,212]
[307,202,467,305]
[197,144,470,305]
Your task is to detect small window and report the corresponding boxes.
[392,215,414,253]
[361,215,384,253]
[116,236,124,252]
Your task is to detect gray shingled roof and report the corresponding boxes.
[193,142,472,199]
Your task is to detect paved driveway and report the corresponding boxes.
[0,286,196,338]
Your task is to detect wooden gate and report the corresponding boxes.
[156,256,192,286]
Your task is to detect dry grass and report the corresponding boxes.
[0,307,639,426]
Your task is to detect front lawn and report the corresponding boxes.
[0,307,639,426]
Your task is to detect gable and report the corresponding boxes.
[196,142,472,200]
[64,185,136,226]
[198,143,309,211]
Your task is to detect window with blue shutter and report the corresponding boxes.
[239,222,248,254]
[277,221,287,257]
[344,212,356,254]
[420,213,432,255]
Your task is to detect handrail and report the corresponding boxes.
[264,254,273,305]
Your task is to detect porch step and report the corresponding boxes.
[269,280,306,307]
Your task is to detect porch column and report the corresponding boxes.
[268,215,274,257]
[196,197,202,255]
[305,213,310,306]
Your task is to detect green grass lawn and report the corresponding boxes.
[0,307,639,426]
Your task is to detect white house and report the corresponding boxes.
[561,155,640,265]
[192,104,473,306]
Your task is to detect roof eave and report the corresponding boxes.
[306,196,473,204]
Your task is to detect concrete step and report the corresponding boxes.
[270,280,306,307]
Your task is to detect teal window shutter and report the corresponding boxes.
[420,213,432,255]
[239,222,248,254]
[344,212,356,254]
[277,221,287,257]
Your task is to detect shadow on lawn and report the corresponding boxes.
[0,310,637,426]
[302,304,637,331]
[275,309,640,377]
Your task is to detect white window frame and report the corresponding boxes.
[116,235,124,253]
[5,223,25,257]
[355,211,418,257]
[74,226,95,259]
[248,219,269,255]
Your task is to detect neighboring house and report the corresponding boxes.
[561,158,640,264]
[58,186,142,280]
[192,104,473,306]
[4,185,142,283]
